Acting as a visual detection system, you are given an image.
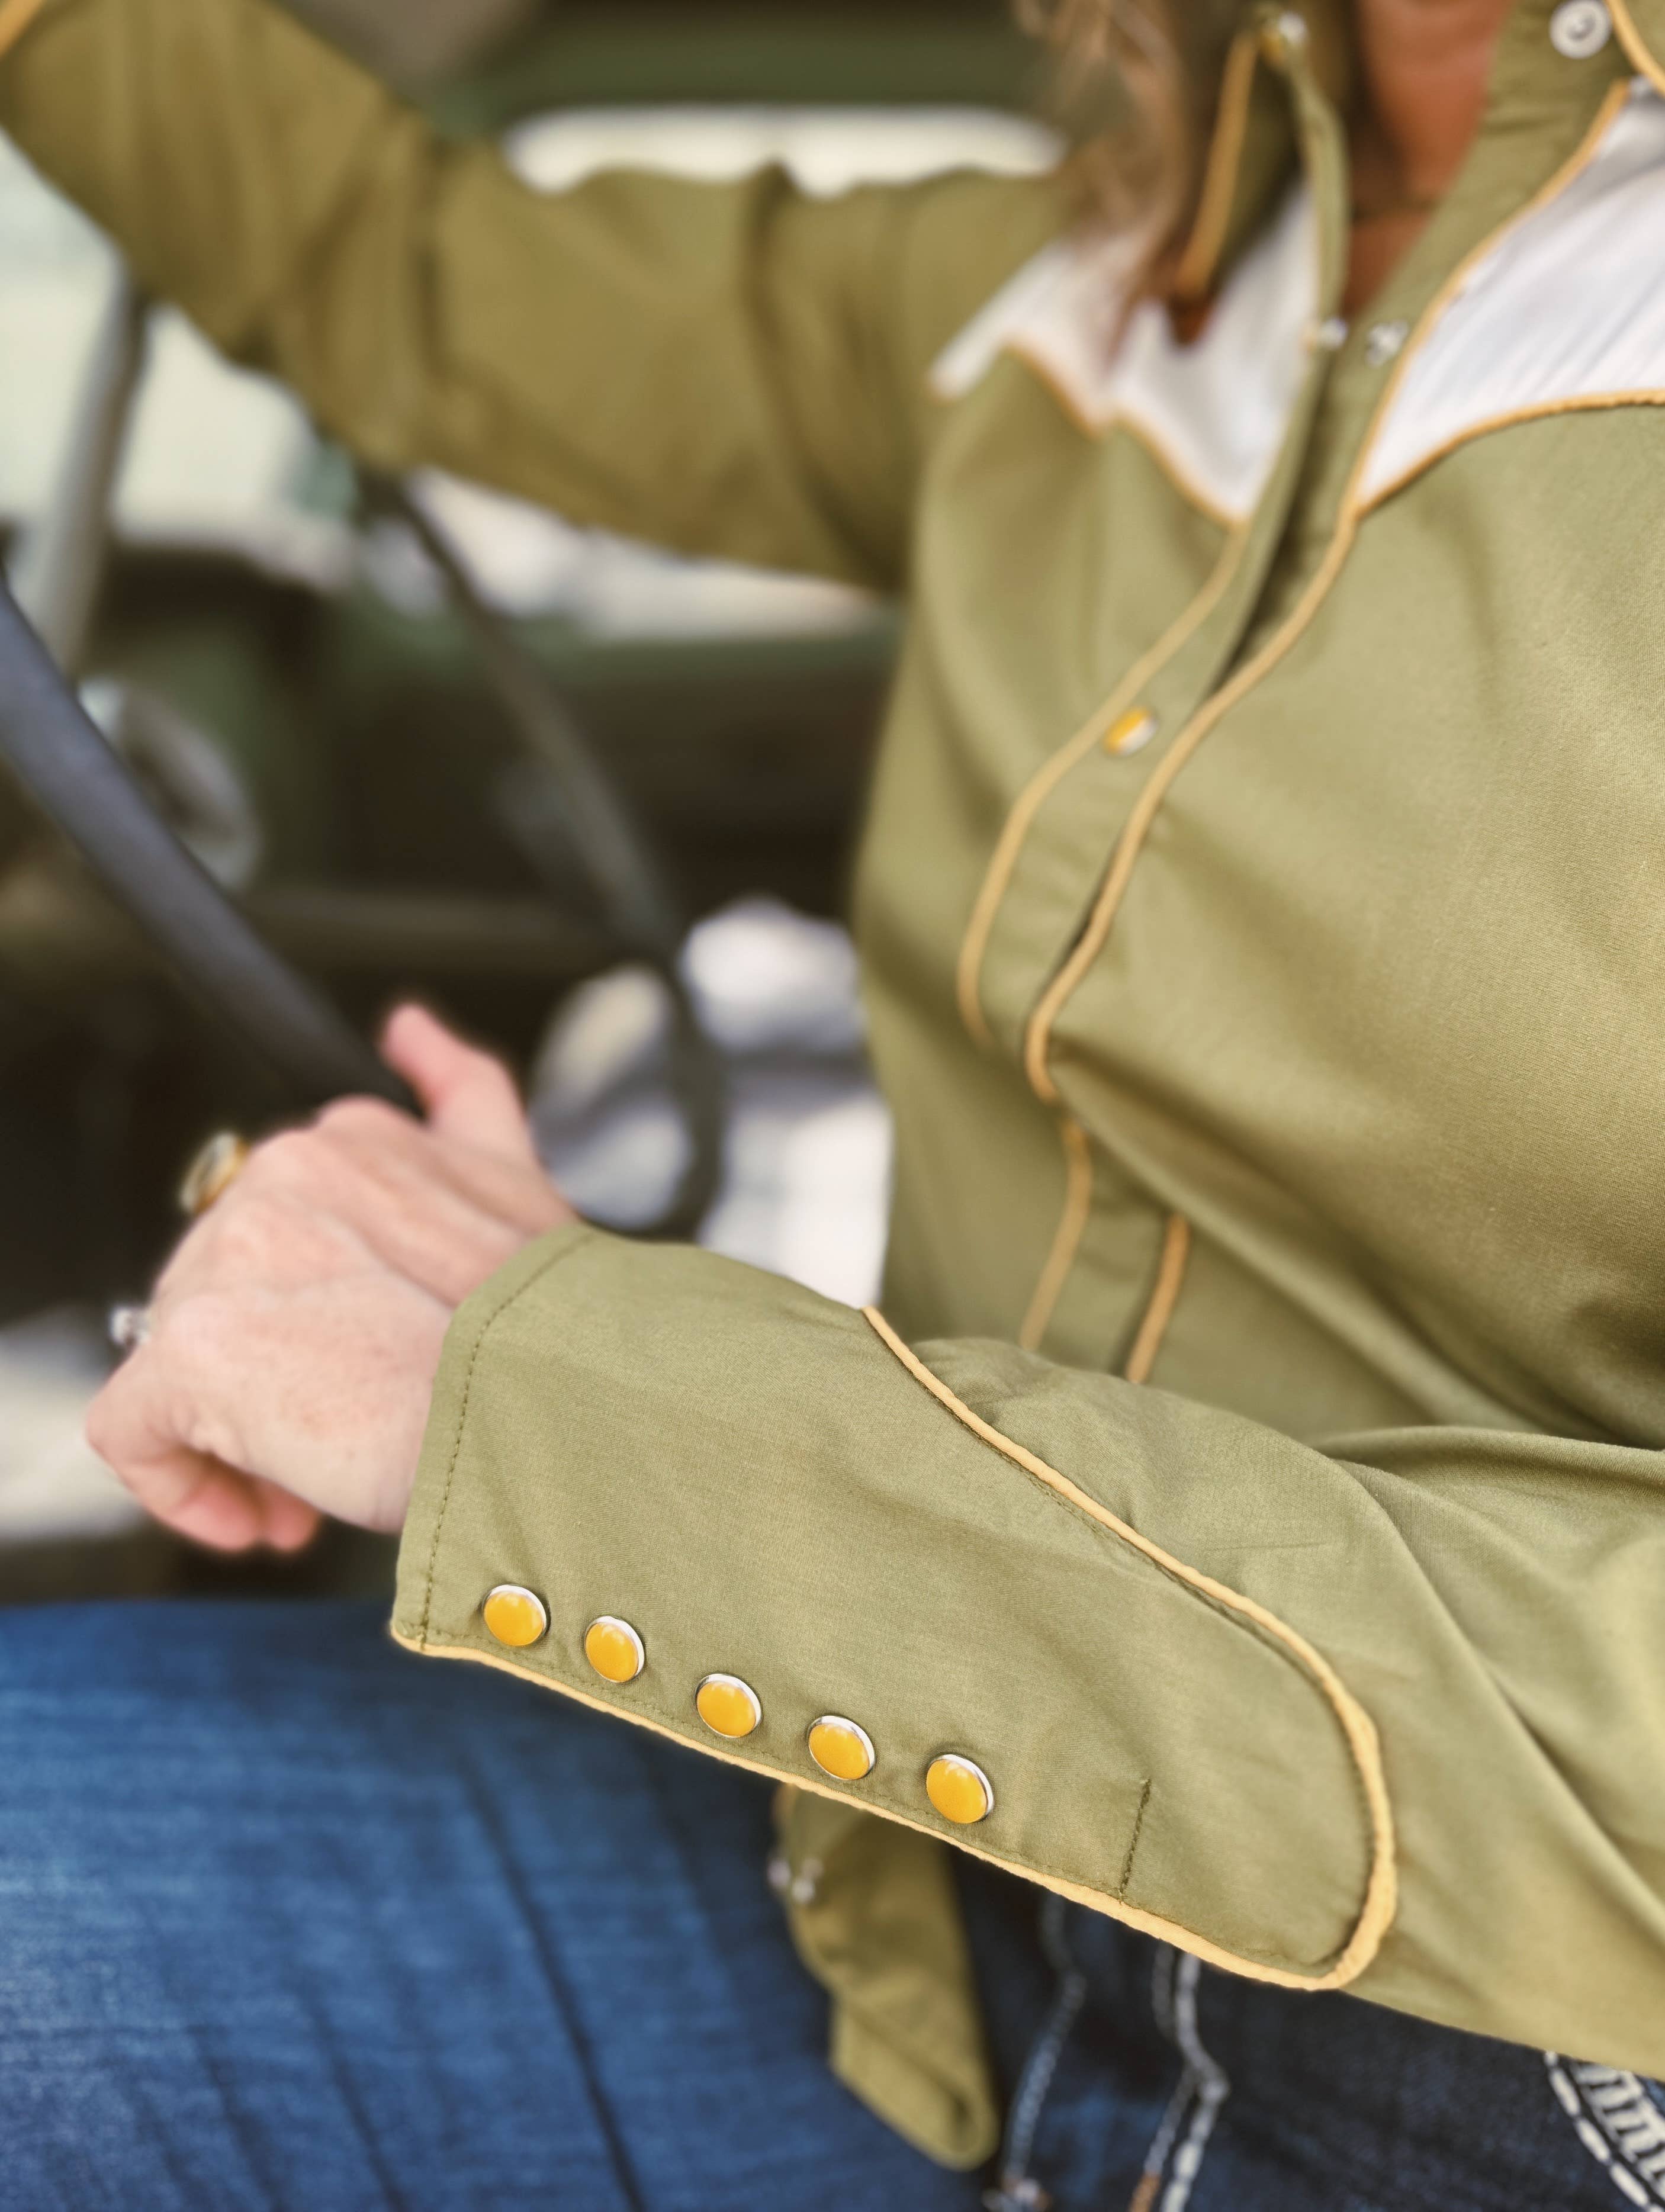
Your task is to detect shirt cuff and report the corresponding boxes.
[393,1222,1393,1991]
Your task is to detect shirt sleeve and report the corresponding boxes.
[393,1222,1665,2088]
[0,0,1061,589]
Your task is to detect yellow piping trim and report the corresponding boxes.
[1358,388,1665,513]
[1100,411,1243,532]
[1020,519,1356,1102]
[0,0,50,60]
[859,1305,1397,1989]
[954,525,1249,1047]
[397,1621,1385,1986]
[1020,77,1632,1107]
[1001,346,1248,529]
[1172,26,1263,303]
[1610,0,1665,95]
[1017,1114,1094,1350]
[1124,1213,1191,1383]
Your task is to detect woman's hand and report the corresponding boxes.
[85,1005,574,1552]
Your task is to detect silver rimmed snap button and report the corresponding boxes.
[1549,0,1611,57]
[1268,9,1308,50]
[1364,320,1409,368]
[1258,8,1309,62]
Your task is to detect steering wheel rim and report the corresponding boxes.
[0,576,420,1110]
[0,265,726,1232]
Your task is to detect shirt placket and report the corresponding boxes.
[968,9,1353,1074]
[978,0,1630,1360]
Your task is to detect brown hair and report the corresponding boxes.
[1020,0,1244,289]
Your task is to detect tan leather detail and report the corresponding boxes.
[1124,1213,1191,1384]
[859,1306,1398,1991]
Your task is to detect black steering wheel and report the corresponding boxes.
[0,276,724,1234]
[0,573,419,1110]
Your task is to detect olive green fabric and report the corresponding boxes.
[398,1223,1384,1970]
[774,1789,997,2167]
[9,0,1665,2171]
[0,0,1060,589]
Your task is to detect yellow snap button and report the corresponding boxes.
[1104,707,1158,757]
[807,1716,875,1783]
[696,1673,762,1740]
[583,1615,645,1684]
[925,1753,994,1825]
[481,1584,548,1650]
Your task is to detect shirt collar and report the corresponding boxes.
[1170,0,1351,303]
[1175,0,1658,302]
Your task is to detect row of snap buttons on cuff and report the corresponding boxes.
[479,1584,995,1822]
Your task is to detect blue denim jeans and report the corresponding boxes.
[962,1864,1664,2212]
[0,1600,1656,2212]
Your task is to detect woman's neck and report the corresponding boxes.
[1345,0,1519,309]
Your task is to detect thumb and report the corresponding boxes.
[380,1004,534,1159]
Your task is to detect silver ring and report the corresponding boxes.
[107,1303,153,1353]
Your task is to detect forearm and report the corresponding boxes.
[393,1224,1665,2079]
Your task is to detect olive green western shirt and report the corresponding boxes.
[7,0,1665,2165]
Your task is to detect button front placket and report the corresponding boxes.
[967,12,1357,1089]
[972,0,1631,1368]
